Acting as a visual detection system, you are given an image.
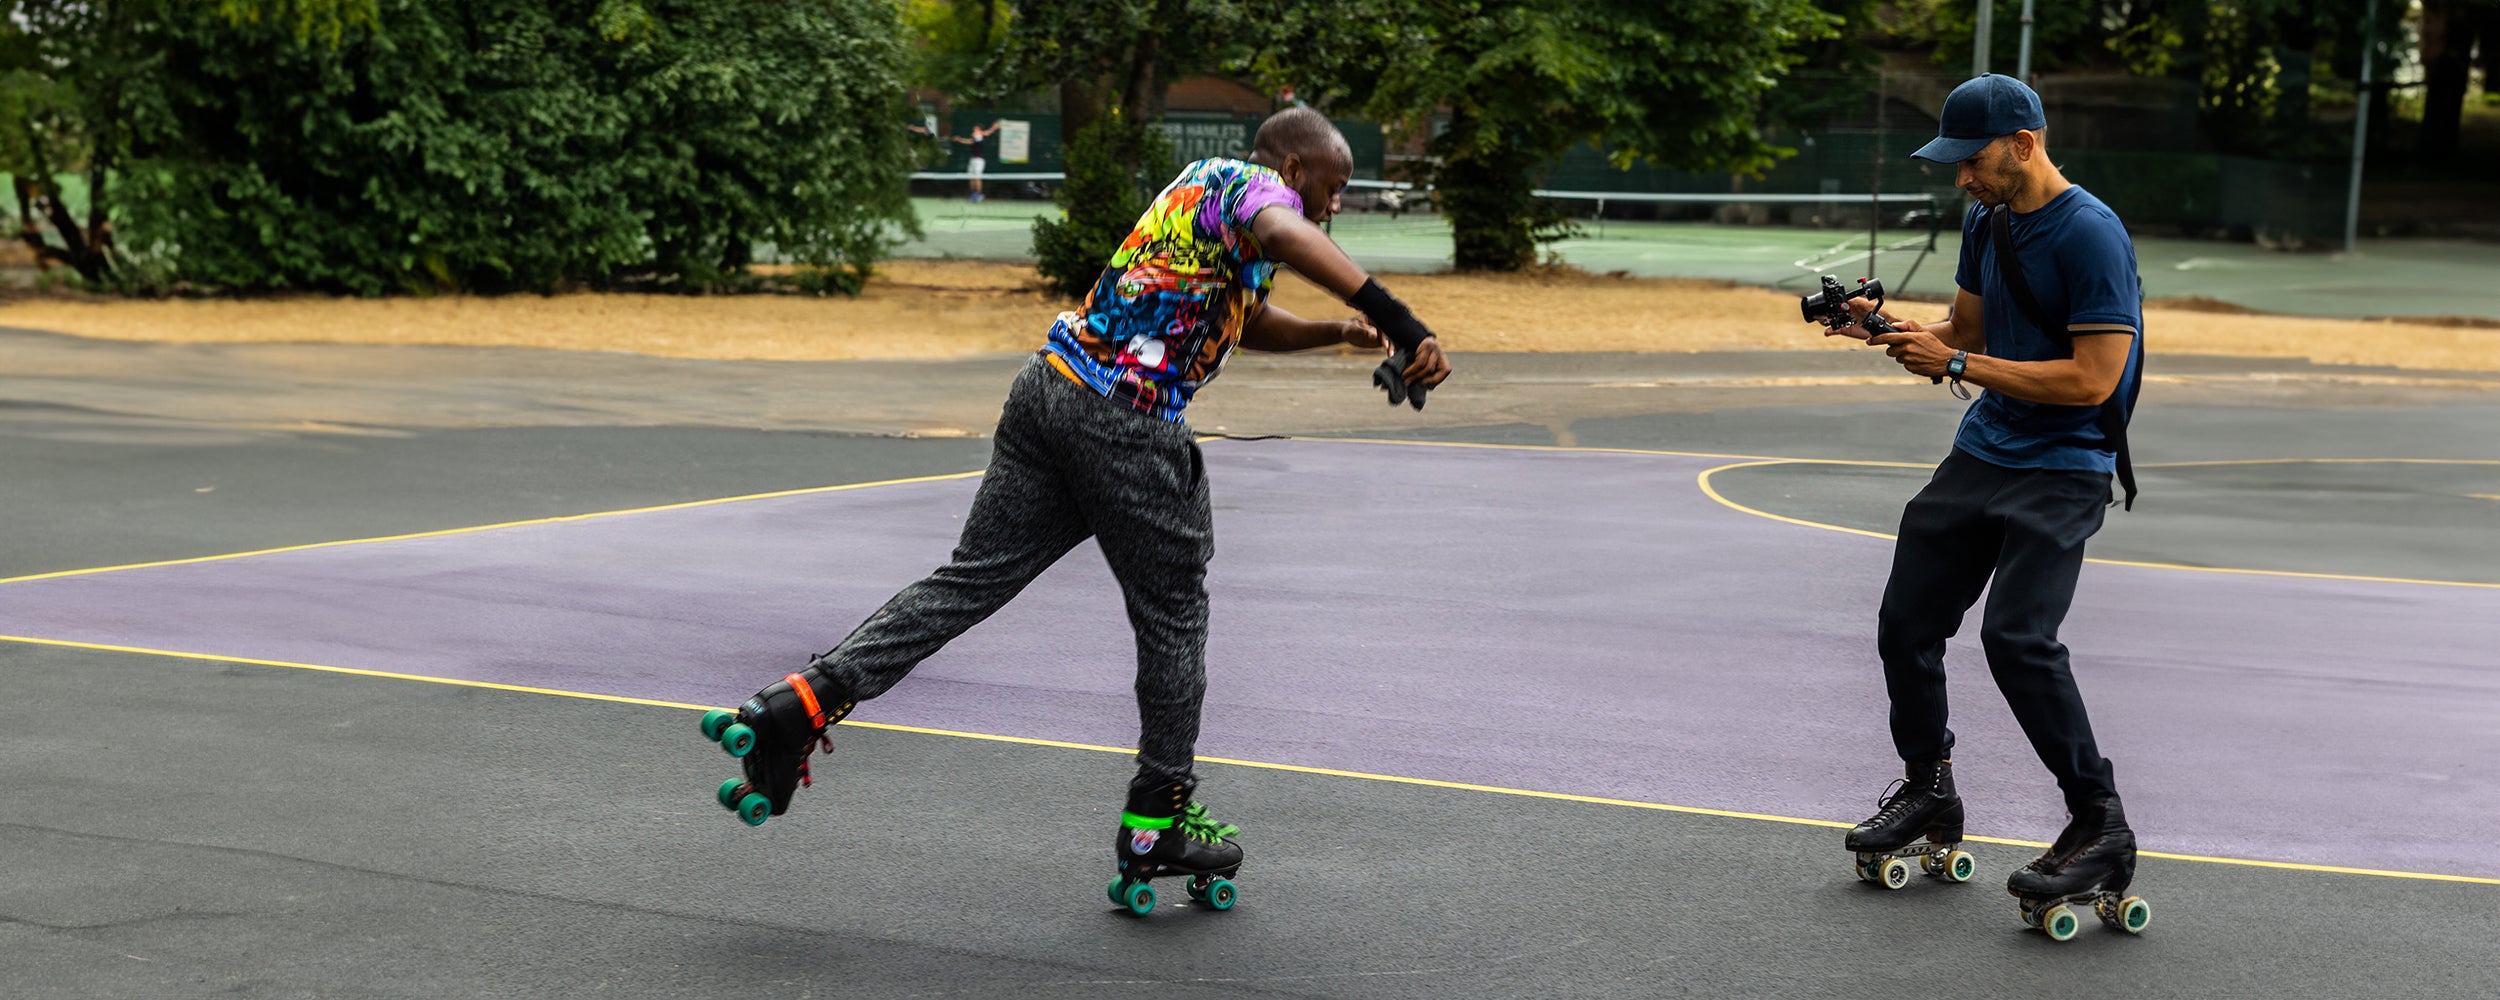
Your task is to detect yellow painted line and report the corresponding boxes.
[2142,458,2500,469]
[0,634,713,711]
[1696,459,2500,590]
[0,470,985,586]
[1692,459,1923,541]
[2471,494,2500,502]
[1209,434,1788,463]
[7,631,2494,886]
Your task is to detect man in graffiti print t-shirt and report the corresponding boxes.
[714,108,1450,905]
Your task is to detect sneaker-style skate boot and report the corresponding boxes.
[2007,795,2150,941]
[1846,759,1975,890]
[1108,775,1245,916]
[698,657,856,827]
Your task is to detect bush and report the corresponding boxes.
[122,0,919,295]
[1031,111,1172,300]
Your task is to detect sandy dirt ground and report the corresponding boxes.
[2,259,2493,370]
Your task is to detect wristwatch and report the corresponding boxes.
[1946,350,1968,378]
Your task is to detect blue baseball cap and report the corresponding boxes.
[1912,73,2046,163]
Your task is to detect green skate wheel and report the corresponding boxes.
[2110,895,2149,934]
[1119,880,1156,916]
[721,723,756,757]
[716,778,743,811]
[701,709,736,741]
[1109,878,1129,906]
[1945,851,1975,883]
[1879,857,1911,891]
[2042,903,2079,942]
[1852,859,1877,883]
[1200,878,1236,911]
[1185,877,1209,902]
[734,791,771,827]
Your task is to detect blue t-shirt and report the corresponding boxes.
[1951,186,2143,473]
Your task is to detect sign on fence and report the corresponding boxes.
[1155,117,1253,165]
[999,120,1031,164]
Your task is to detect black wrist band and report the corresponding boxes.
[1347,277,1434,352]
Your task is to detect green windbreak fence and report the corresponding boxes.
[916,103,2353,240]
[931,110,1388,179]
[1539,131,2353,240]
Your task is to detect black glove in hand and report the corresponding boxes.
[1373,348,1428,410]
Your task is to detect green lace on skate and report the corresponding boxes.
[1175,802,1238,844]
[1119,802,1237,844]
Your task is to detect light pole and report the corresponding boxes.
[1973,0,1994,77]
[2343,0,2377,256]
[2017,0,2036,80]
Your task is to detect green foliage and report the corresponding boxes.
[903,0,1009,95]
[1871,0,2398,157]
[0,1,380,288]
[1031,110,1171,299]
[982,0,1253,134]
[1252,0,1836,271]
[113,0,918,295]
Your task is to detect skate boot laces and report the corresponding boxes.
[1175,802,1238,845]
[1865,778,1921,826]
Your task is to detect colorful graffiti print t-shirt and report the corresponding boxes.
[1041,158,1305,421]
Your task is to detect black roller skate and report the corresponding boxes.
[698,658,856,827]
[1108,775,1244,916]
[2007,795,2150,942]
[1846,759,1975,890]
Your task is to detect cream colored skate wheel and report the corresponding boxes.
[1880,857,1912,890]
[2109,895,2150,934]
[2042,903,2080,942]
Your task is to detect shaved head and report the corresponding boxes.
[1249,106,1354,224]
[1252,107,1350,170]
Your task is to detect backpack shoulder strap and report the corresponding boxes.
[1984,206,2138,511]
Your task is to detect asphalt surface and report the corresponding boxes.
[4,326,2497,998]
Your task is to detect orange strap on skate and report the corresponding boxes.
[787,673,829,730]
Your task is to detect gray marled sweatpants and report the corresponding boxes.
[816,356,1213,784]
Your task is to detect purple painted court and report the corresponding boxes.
[6,438,2494,879]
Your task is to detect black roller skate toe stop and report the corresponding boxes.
[1404,379,1428,410]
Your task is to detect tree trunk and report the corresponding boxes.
[22,123,110,283]
[12,175,46,267]
[1434,115,1541,272]
[2417,0,2476,162]
[1060,77,1109,149]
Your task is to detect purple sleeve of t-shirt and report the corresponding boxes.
[1224,166,1305,237]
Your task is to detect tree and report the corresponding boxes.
[1252,0,1837,271]
[2416,0,2499,162]
[120,0,918,294]
[931,0,1244,297]
[0,1,376,287]
[980,0,1247,143]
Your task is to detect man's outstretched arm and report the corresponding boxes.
[1248,206,1449,387]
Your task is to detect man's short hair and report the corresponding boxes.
[1253,107,1349,166]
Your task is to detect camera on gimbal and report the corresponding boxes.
[1800,275,1898,336]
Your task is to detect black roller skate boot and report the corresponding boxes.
[1846,759,1974,890]
[698,656,856,827]
[1108,774,1244,916]
[2007,795,2149,941]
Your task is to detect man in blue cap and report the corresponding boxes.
[1815,73,2148,937]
